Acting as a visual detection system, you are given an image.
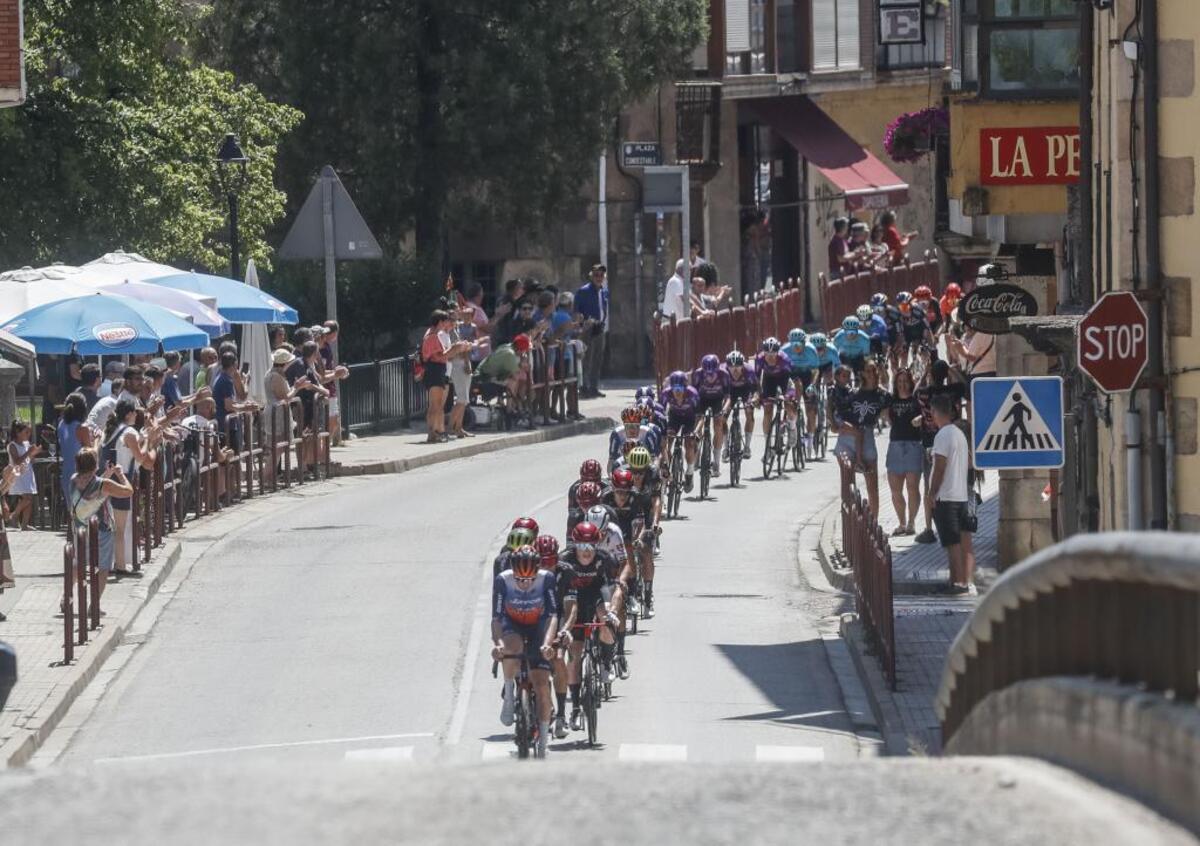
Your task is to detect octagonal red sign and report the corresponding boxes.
[1077,291,1149,393]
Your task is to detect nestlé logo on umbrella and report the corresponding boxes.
[92,322,139,348]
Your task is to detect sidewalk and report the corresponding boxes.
[0,388,627,767]
[816,431,1002,756]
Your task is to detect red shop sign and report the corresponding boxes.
[980,126,1080,186]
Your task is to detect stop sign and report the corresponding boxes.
[1077,291,1149,393]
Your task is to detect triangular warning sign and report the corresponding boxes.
[977,381,1062,453]
[278,166,383,262]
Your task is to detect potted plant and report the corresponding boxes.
[884,107,949,164]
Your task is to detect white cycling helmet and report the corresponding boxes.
[855,305,872,323]
[586,505,610,532]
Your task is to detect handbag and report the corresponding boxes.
[964,474,982,533]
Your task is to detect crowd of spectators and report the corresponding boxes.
[827,210,921,280]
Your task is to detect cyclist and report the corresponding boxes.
[939,283,963,336]
[896,291,931,369]
[691,354,730,478]
[493,518,539,576]
[491,545,558,756]
[602,467,657,617]
[756,337,799,457]
[567,460,603,531]
[723,350,757,459]
[860,304,890,376]
[556,522,620,730]
[782,329,820,454]
[913,285,943,337]
[659,370,701,493]
[873,293,903,372]
[636,402,665,457]
[568,480,605,536]
[608,405,653,474]
[624,446,663,536]
[833,316,871,376]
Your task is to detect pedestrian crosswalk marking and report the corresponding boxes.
[976,381,1061,453]
[755,745,825,762]
[344,746,415,763]
[618,743,688,762]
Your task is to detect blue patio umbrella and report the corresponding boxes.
[147,271,299,324]
[0,293,209,355]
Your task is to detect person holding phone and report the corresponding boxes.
[69,447,133,600]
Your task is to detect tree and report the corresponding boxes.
[202,0,708,269]
[0,0,302,273]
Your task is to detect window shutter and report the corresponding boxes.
[836,0,860,69]
[812,0,838,69]
[727,0,751,52]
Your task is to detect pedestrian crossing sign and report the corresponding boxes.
[970,376,1064,470]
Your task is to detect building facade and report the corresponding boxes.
[0,0,23,107]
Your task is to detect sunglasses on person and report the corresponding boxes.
[575,543,596,554]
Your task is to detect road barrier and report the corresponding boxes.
[652,280,805,387]
[937,532,1200,744]
[839,455,896,690]
[819,252,942,332]
[61,517,100,664]
[341,355,426,434]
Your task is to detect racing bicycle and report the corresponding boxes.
[726,400,745,488]
[697,408,714,500]
[493,649,544,759]
[575,621,610,748]
[760,389,790,480]
[663,431,685,519]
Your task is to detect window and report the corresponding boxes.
[812,0,860,72]
[878,2,946,72]
[727,0,770,75]
[970,0,1079,97]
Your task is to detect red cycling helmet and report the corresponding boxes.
[535,534,559,559]
[512,333,532,353]
[512,516,539,536]
[576,481,602,509]
[571,521,601,545]
[621,406,642,426]
[611,468,634,490]
[579,459,602,482]
[914,285,933,300]
[944,282,962,298]
[511,544,540,578]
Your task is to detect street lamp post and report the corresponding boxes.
[215,133,249,281]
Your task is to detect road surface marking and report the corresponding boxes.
[447,492,565,747]
[755,745,826,762]
[481,743,514,761]
[618,744,688,762]
[344,746,415,763]
[93,733,435,765]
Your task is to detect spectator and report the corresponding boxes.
[827,217,853,280]
[575,264,609,399]
[79,364,101,411]
[689,276,715,317]
[262,348,308,486]
[67,447,132,601]
[284,328,314,386]
[179,398,234,503]
[690,241,721,289]
[64,353,83,396]
[0,464,16,617]
[191,347,219,393]
[161,351,210,411]
[97,361,124,399]
[87,379,122,436]
[929,393,974,595]
[659,258,688,323]
[491,278,525,346]
[915,359,967,544]
[5,420,41,530]
[319,320,350,443]
[850,221,887,270]
[59,392,93,514]
[879,210,919,265]
[948,325,997,384]
[102,399,158,574]
[885,368,924,536]
[462,283,494,362]
[270,326,288,350]
[447,309,484,440]
[477,333,533,416]
[703,276,733,310]
[143,366,165,414]
[421,310,470,444]
[844,360,891,520]
[118,366,144,408]
[213,351,260,458]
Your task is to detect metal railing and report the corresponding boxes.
[839,455,897,689]
[341,355,425,434]
[936,532,1200,745]
[819,252,942,332]
[652,279,805,387]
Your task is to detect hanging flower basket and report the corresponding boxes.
[884,107,949,164]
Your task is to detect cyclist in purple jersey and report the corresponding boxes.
[691,354,730,478]
[660,370,701,492]
[755,338,800,458]
[722,350,757,459]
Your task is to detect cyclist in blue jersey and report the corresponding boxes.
[635,402,664,457]
[859,304,891,386]
[691,354,730,478]
[659,370,701,492]
[782,328,820,453]
[833,316,871,375]
[608,406,654,474]
[492,545,559,756]
[722,350,757,459]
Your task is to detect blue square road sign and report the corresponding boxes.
[970,376,1064,470]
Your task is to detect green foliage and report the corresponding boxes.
[0,0,301,273]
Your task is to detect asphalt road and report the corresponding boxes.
[48,424,858,767]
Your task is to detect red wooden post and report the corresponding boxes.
[62,544,74,663]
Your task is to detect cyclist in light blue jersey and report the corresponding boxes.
[833,316,871,375]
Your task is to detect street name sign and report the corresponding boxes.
[971,376,1064,470]
[1076,290,1148,394]
[621,142,662,168]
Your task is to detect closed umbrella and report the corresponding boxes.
[0,265,97,323]
[82,250,181,283]
[147,271,299,325]
[89,280,230,338]
[239,259,272,407]
[0,293,208,355]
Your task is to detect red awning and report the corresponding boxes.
[750,97,910,212]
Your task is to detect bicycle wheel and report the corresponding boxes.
[515,686,531,759]
[582,654,599,747]
[669,446,684,517]
[728,422,742,487]
[699,430,712,499]
[761,417,774,479]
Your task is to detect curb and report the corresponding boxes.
[813,500,854,593]
[1,541,182,769]
[332,417,614,477]
[839,615,914,757]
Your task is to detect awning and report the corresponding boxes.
[749,97,910,212]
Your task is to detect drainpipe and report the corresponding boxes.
[1143,0,1169,529]
[1126,409,1143,530]
[1076,0,1100,534]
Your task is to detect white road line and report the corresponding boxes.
[93,733,435,765]
[755,745,826,763]
[344,746,415,763]
[481,743,514,761]
[618,744,688,762]
[446,492,566,746]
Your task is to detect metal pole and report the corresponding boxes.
[598,155,608,268]
[322,170,339,367]
[633,210,644,374]
[680,167,691,294]
[1126,409,1143,530]
[1143,0,1168,529]
[228,193,240,282]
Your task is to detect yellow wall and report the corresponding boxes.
[947,99,1080,216]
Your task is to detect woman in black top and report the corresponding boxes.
[841,361,890,521]
[885,368,923,536]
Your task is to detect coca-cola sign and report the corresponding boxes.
[959,283,1038,334]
